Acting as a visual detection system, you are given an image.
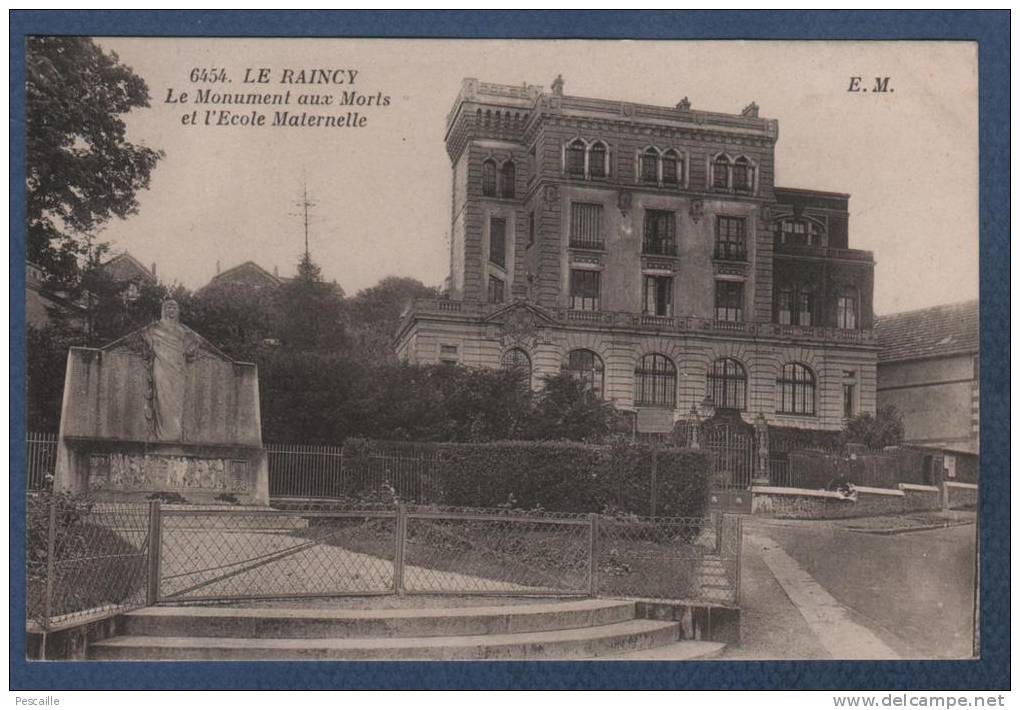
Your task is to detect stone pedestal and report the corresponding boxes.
[54,301,269,505]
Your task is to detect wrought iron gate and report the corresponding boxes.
[703,425,755,490]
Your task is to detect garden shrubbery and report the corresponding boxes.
[434,439,711,519]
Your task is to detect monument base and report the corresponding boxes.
[56,439,270,507]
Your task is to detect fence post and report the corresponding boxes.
[734,516,744,607]
[394,504,407,596]
[714,510,723,555]
[588,513,600,598]
[145,500,163,606]
[43,497,57,630]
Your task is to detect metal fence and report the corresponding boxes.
[27,432,57,491]
[148,504,741,605]
[27,497,742,627]
[266,442,443,502]
[27,497,151,630]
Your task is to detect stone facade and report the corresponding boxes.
[398,77,879,433]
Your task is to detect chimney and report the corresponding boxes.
[274,265,279,277]
[151,262,157,277]
[741,101,759,118]
[216,260,221,275]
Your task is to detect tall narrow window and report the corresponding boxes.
[643,276,673,316]
[643,210,677,255]
[565,139,586,176]
[564,349,605,399]
[778,363,816,415]
[837,293,858,330]
[489,217,506,268]
[589,141,607,178]
[843,383,855,419]
[662,149,680,185]
[707,358,748,410]
[570,203,604,249]
[570,269,600,311]
[487,275,505,304]
[640,147,660,183]
[777,288,794,325]
[500,161,516,198]
[712,155,731,189]
[715,281,744,322]
[635,353,677,407]
[798,290,813,326]
[733,157,754,193]
[715,216,747,260]
[482,159,497,197]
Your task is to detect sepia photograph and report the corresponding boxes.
[19,31,988,672]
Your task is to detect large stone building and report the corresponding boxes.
[397,77,878,434]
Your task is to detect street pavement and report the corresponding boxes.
[723,515,977,660]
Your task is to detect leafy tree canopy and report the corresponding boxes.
[27,37,163,285]
[842,405,905,449]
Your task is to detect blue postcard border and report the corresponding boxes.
[8,10,1010,690]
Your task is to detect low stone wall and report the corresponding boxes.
[945,481,978,510]
[751,483,942,519]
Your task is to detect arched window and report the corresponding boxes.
[662,149,681,185]
[565,139,586,177]
[707,358,747,410]
[501,348,532,383]
[589,141,607,178]
[640,147,660,184]
[733,157,754,193]
[778,363,816,415]
[712,155,731,189]
[481,159,497,197]
[500,161,516,199]
[564,349,605,399]
[635,353,677,407]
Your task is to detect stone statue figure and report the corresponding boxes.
[142,299,198,441]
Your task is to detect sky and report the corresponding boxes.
[94,39,978,315]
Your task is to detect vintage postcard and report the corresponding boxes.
[20,34,985,673]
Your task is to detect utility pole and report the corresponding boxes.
[290,180,316,262]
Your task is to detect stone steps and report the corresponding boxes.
[86,598,732,661]
[116,599,636,639]
[89,618,684,661]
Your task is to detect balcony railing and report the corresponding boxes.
[399,298,877,346]
[774,243,874,262]
[713,244,747,262]
[569,236,605,250]
[642,240,677,257]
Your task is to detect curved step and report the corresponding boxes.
[89,619,680,660]
[120,599,636,639]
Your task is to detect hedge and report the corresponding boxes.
[433,439,711,519]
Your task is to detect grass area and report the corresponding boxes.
[27,523,147,621]
[297,516,704,599]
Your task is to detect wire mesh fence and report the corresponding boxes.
[402,509,592,596]
[26,497,151,629]
[158,508,398,602]
[28,500,742,625]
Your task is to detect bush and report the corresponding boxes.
[434,440,711,519]
[26,491,147,621]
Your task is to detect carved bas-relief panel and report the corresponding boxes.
[88,453,251,494]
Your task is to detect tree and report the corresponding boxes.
[842,405,905,449]
[27,37,163,285]
[182,281,281,361]
[525,372,626,442]
[344,276,439,363]
[276,254,347,352]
